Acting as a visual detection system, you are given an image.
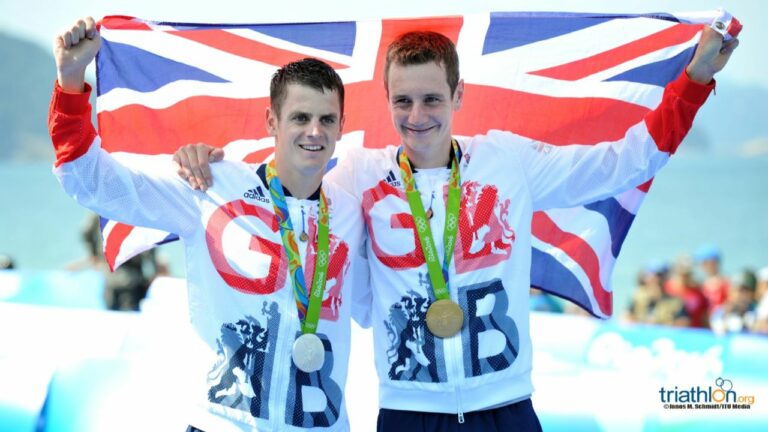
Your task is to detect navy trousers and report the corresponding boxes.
[377,398,542,432]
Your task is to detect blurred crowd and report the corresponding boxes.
[63,213,169,311]
[528,244,768,336]
[622,245,768,335]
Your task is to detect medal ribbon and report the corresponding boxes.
[398,140,461,300]
[266,160,330,334]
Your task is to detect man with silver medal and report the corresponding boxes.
[51,16,366,430]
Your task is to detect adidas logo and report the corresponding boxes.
[385,170,401,188]
[244,186,269,203]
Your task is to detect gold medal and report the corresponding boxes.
[425,208,433,220]
[426,299,464,338]
[299,231,309,242]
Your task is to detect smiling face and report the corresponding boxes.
[386,61,463,168]
[267,83,343,189]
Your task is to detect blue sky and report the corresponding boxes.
[0,0,765,89]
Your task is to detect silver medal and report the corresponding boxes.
[292,333,325,373]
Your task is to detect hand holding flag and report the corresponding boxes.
[53,16,100,92]
[686,26,739,84]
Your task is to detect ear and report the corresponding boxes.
[337,114,346,140]
[453,79,465,111]
[266,106,278,136]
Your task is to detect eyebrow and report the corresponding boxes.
[390,92,444,100]
[286,110,339,119]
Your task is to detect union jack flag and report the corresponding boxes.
[95,10,740,318]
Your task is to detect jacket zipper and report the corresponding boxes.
[270,297,293,429]
[446,291,464,423]
[272,200,305,429]
[456,386,465,424]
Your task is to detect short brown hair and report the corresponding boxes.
[270,58,345,118]
[384,31,460,96]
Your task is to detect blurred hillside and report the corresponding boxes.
[0,32,58,162]
[690,79,768,156]
[1,31,767,161]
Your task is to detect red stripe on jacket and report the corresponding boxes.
[48,81,97,167]
[644,72,714,154]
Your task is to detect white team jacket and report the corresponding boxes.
[328,71,713,417]
[49,83,366,431]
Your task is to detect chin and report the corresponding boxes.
[300,150,330,162]
[404,128,441,143]
[300,159,330,174]
[403,137,440,152]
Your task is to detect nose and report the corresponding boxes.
[306,119,322,138]
[407,102,425,125]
